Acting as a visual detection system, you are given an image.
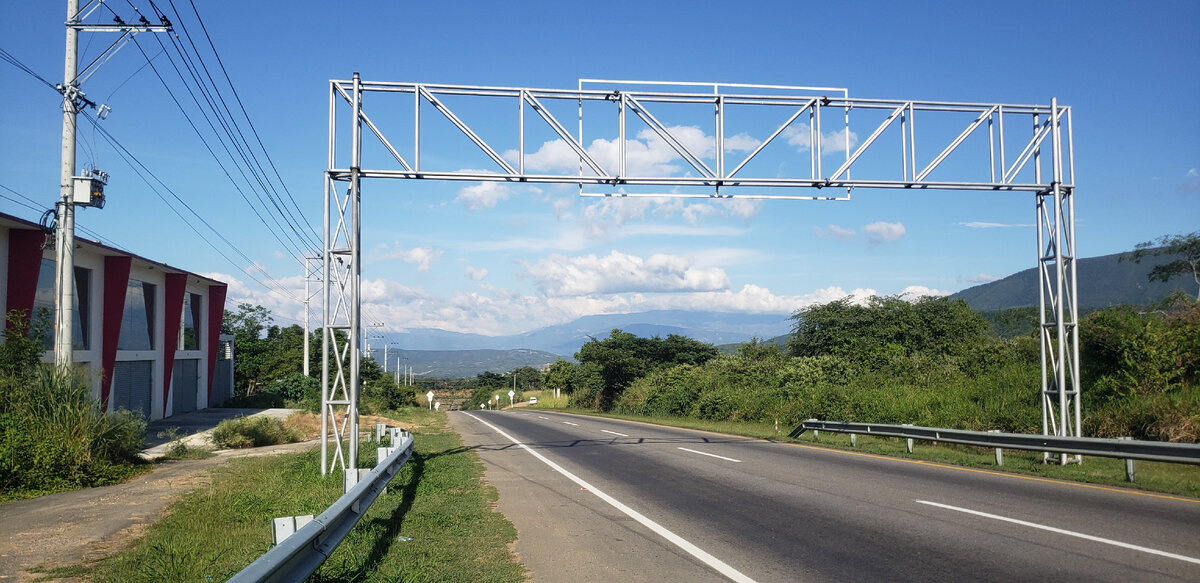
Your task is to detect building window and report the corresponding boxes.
[118,279,155,351]
[33,258,91,350]
[180,292,202,350]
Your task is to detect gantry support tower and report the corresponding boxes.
[322,75,1078,473]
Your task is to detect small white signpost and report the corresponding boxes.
[426,390,434,410]
[508,390,515,407]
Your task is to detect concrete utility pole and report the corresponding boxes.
[54,0,80,368]
[53,1,170,367]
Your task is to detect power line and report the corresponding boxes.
[81,114,304,305]
[137,0,320,254]
[124,30,311,263]
[175,0,320,244]
[0,182,123,248]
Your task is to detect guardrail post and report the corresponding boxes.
[902,424,914,453]
[1118,436,1136,482]
[272,515,314,545]
[344,468,377,494]
[988,430,1003,466]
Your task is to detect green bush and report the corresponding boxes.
[1,366,146,496]
[211,415,300,449]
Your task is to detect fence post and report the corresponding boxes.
[988,429,1003,466]
[1118,436,1136,482]
[376,423,387,442]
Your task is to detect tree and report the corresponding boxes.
[1123,231,1200,300]
[574,329,719,410]
[787,295,989,360]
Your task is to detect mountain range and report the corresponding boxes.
[367,248,1192,377]
[381,310,794,356]
[950,249,1193,311]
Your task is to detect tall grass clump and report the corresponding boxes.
[211,415,301,449]
[1,366,146,497]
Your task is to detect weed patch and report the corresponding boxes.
[211,415,301,449]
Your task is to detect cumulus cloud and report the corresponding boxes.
[509,125,760,179]
[367,243,443,271]
[456,182,512,210]
[782,123,859,156]
[466,266,488,281]
[813,224,857,240]
[1179,168,1200,194]
[962,273,1001,284]
[523,250,729,296]
[897,285,950,298]
[863,221,906,246]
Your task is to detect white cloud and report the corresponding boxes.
[204,270,955,338]
[367,243,443,271]
[962,273,1001,284]
[863,221,906,246]
[782,123,859,156]
[897,285,950,298]
[466,266,488,281]
[456,182,511,210]
[813,224,857,240]
[723,132,760,153]
[1180,168,1200,194]
[523,250,729,296]
[509,125,741,178]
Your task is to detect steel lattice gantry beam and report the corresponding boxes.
[321,74,1079,473]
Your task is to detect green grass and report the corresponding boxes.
[571,409,1200,499]
[76,408,523,583]
[211,415,302,449]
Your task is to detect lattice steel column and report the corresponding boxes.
[321,73,364,474]
[1037,98,1081,463]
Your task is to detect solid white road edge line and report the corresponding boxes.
[464,412,759,583]
[601,429,629,437]
[678,447,742,463]
[916,500,1200,565]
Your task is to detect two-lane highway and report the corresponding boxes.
[447,410,1200,582]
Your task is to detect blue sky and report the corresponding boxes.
[2,0,1197,337]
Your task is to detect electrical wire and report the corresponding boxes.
[176,0,320,244]
[139,0,320,252]
[81,114,304,305]
[4,13,324,320]
[0,183,122,248]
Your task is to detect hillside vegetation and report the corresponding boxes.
[546,295,1200,442]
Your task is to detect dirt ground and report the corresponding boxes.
[0,440,319,582]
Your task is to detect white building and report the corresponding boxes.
[1,211,231,420]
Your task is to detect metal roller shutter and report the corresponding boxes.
[171,359,199,415]
[113,360,153,418]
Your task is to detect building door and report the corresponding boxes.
[113,360,153,418]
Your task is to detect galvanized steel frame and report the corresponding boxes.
[322,75,1078,472]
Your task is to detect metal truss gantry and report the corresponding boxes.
[322,74,1079,473]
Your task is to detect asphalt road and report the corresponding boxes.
[449,410,1200,583]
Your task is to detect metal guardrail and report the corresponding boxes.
[789,419,1200,466]
[228,430,415,583]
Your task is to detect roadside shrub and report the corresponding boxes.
[0,366,146,495]
[211,416,300,449]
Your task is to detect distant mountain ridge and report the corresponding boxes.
[385,310,793,355]
[951,249,1193,311]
